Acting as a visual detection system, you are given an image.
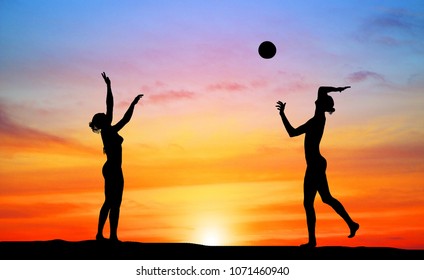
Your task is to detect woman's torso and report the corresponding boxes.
[304,114,326,165]
[101,127,123,166]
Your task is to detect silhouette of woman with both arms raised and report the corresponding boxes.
[276,86,359,248]
[89,72,143,242]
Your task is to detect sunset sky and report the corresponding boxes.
[1,0,423,249]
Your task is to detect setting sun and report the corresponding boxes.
[192,212,229,246]
[200,229,222,246]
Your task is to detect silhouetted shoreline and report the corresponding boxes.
[0,240,422,260]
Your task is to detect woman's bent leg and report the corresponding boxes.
[318,175,359,237]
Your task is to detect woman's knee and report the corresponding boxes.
[321,195,336,205]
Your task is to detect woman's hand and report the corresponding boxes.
[276,101,286,116]
[101,72,111,86]
[338,86,351,92]
[132,94,144,105]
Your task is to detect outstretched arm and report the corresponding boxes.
[113,94,144,132]
[276,101,308,137]
[102,72,113,124]
[318,86,350,99]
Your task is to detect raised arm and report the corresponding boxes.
[318,86,350,99]
[102,72,113,124]
[276,101,308,137]
[113,94,144,132]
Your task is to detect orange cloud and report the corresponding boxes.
[0,202,94,219]
[0,101,96,156]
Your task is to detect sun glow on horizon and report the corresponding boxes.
[201,229,222,246]
[196,226,226,246]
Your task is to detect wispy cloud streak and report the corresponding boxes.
[346,71,385,83]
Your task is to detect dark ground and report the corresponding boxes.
[0,240,423,260]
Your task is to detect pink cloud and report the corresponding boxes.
[140,81,167,93]
[206,82,248,92]
[148,90,196,103]
[250,79,269,89]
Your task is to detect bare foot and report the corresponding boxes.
[348,222,359,238]
[96,234,107,241]
[300,241,316,248]
[110,235,120,243]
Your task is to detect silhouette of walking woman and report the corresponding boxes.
[276,86,359,248]
[89,72,143,242]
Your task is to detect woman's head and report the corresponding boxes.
[315,95,335,114]
[89,113,108,133]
